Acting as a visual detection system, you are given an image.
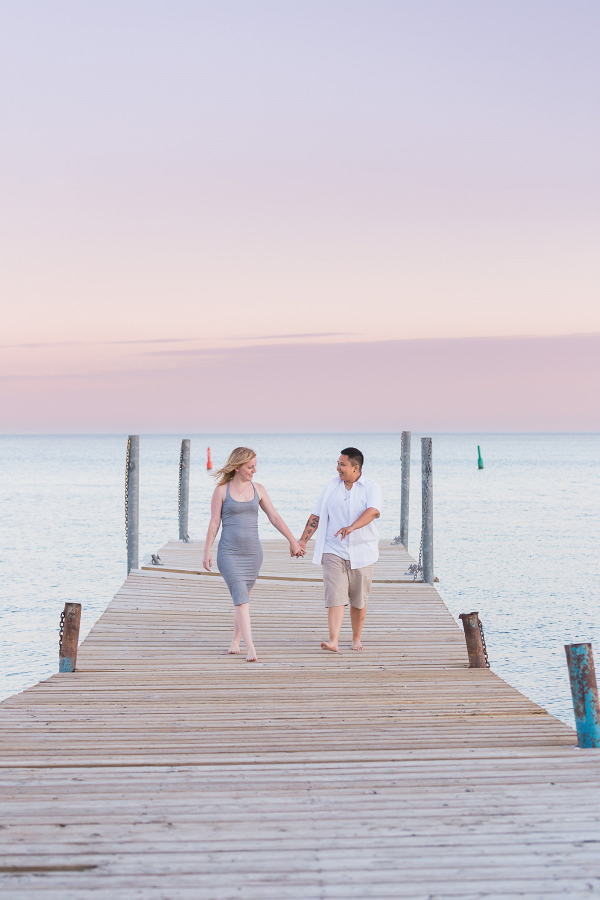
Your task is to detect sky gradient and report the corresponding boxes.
[2,1,599,431]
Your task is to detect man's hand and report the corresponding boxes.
[335,508,380,542]
[298,539,307,553]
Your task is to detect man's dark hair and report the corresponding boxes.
[341,447,364,471]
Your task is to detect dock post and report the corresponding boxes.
[459,612,489,668]
[179,438,191,542]
[59,602,82,672]
[565,643,600,748]
[400,431,411,549]
[126,435,139,575]
[421,437,433,584]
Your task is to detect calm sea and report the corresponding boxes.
[1,433,599,728]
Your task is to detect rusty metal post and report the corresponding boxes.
[178,438,191,542]
[459,611,487,668]
[126,435,139,575]
[565,643,600,748]
[59,602,82,673]
[400,431,410,550]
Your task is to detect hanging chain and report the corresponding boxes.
[413,440,432,582]
[124,436,131,544]
[478,617,491,668]
[58,609,65,652]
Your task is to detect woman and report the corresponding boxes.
[203,447,303,661]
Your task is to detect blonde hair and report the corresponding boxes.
[214,447,257,485]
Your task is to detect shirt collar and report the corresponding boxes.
[337,473,365,486]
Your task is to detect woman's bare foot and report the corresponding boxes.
[351,639,364,651]
[246,645,258,662]
[320,640,338,652]
[228,641,241,654]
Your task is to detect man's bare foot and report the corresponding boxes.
[228,642,241,654]
[351,639,364,651]
[321,640,339,652]
[246,645,258,662]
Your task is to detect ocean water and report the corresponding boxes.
[1,433,599,729]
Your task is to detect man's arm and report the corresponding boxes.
[298,514,320,551]
[334,507,380,540]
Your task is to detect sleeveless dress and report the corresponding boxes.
[217,482,264,606]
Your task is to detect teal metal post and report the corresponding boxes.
[565,643,600,748]
[477,446,484,469]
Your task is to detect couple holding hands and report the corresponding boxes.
[203,446,382,662]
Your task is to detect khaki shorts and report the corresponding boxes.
[322,553,375,609]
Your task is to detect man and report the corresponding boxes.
[298,447,382,652]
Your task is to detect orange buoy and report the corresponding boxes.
[207,447,213,470]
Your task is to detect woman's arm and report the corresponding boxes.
[203,486,225,570]
[334,507,380,540]
[256,484,304,556]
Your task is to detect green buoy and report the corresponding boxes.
[477,445,484,469]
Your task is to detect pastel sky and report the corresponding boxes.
[2,1,599,431]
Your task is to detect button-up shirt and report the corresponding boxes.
[311,474,383,569]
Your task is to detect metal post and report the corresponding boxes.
[400,431,411,550]
[126,435,139,575]
[421,437,433,584]
[59,602,82,673]
[179,438,191,542]
[459,612,488,668]
[565,643,600,748]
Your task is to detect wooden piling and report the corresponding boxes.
[126,435,139,574]
[459,611,488,668]
[58,602,82,672]
[178,439,191,542]
[400,430,410,549]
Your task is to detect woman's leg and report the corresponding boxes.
[234,601,257,661]
[228,615,242,654]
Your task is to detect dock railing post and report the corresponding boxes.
[126,435,139,575]
[400,431,411,549]
[565,643,600,748]
[459,612,490,668]
[178,439,191,542]
[421,437,433,584]
[59,602,82,672]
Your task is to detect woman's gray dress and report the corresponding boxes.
[217,482,264,606]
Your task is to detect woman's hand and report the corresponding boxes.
[203,553,212,572]
[289,539,305,558]
[334,525,354,540]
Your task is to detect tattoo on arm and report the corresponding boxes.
[301,515,320,542]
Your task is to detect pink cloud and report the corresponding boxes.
[1,334,599,433]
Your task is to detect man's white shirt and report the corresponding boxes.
[311,474,383,569]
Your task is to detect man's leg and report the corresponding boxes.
[348,563,375,650]
[322,605,345,652]
[349,605,367,650]
[321,554,349,652]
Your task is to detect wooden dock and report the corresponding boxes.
[1,540,600,898]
